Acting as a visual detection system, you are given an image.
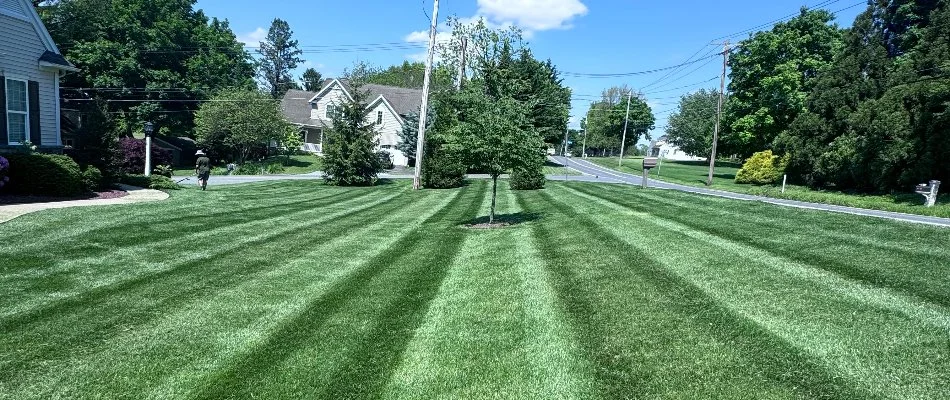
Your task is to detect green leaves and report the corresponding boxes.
[258,18,304,99]
[666,89,720,158]
[194,89,289,163]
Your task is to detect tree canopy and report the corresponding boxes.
[194,89,292,163]
[582,87,654,157]
[258,18,304,98]
[666,89,720,157]
[42,0,255,136]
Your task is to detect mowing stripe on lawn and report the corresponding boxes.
[552,184,949,399]
[0,187,417,388]
[188,182,487,400]
[0,187,381,319]
[529,188,880,399]
[5,185,471,400]
[565,185,950,331]
[384,184,594,400]
[586,183,950,307]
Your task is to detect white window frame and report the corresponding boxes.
[5,77,30,146]
[326,104,336,119]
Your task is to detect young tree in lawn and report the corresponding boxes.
[194,89,291,163]
[258,18,304,98]
[449,84,539,224]
[301,68,323,92]
[666,89,721,157]
[321,81,383,186]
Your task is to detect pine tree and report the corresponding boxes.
[322,82,383,186]
[258,19,304,98]
[301,68,323,92]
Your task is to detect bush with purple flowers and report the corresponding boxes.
[0,155,9,190]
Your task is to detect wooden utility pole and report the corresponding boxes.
[412,0,440,190]
[618,92,632,167]
[582,106,590,158]
[707,40,729,187]
[455,37,467,91]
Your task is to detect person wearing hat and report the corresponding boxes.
[194,150,211,190]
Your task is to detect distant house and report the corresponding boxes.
[1,0,78,151]
[650,135,706,161]
[280,79,423,167]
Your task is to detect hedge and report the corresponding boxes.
[2,153,85,196]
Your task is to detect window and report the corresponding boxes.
[376,111,383,125]
[5,78,29,145]
[326,104,336,118]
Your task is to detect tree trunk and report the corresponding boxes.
[490,175,498,225]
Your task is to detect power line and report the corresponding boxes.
[561,52,724,78]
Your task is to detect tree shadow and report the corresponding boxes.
[463,212,543,227]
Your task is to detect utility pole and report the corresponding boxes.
[562,122,570,156]
[581,105,590,158]
[707,40,729,187]
[455,36,467,91]
[412,0,440,190]
[618,92,632,167]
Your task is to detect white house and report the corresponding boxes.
[1,0,78,151]
[280,79,423,167]
[650,135,706,162]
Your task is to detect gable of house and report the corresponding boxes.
[0,0,77,149]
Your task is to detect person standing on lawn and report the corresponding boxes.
[195,150,211,190]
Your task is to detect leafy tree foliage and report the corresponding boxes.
[780,1,950,192]
[582,87,654,156]
[258,18,304,98]
[666,89,720,157]
[362,61,454,90]
[194,89,293,163]
[724,8,842,156]
[301,68,324,92]
[321,82,383,186]
[43,0,255,136]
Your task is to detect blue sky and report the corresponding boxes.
[194,0,865,141]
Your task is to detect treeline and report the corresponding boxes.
[668,1,950,192]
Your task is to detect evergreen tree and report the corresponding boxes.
[321,82,383,186]
[258,18,304,98]
[301,68,323,92]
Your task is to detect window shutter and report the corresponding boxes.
[0,79,7,145]
[28,81,41,145]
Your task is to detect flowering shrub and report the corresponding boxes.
[0,156,9,190]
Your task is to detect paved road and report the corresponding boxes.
[552,156,950,228]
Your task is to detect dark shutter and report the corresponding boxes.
[0,79,7,145]
[28,81,41,145]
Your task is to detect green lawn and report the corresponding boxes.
[2,181,949,399]
[588,156,950,218]
[543,160,582,176]
[173,154,324,176]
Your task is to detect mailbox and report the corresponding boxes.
[643,157,659,169]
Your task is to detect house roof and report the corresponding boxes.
[38,50,79,72]
[281,89,319,126]
[281,81,424,126]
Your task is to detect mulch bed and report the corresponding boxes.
[0,189,129,205]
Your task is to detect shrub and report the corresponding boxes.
[735,150,790,185]
[3,153,84,196]
[266,163,286,174]
[119,138,172,175]
[154,165,173,178]
[82,166,104,192]
[510,167,546,190]
[120,174,180,190]
[0,156,9,191]
[422,143,466,189]
[236,163,262,175]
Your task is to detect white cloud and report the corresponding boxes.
[237,27,267,48]
[477,0,588,31]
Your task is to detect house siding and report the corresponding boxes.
[0,13,59,146]
[312,85,349,126]
[367,102,402,148]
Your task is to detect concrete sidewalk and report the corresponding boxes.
[0,185,169,224]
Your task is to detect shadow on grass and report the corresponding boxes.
[463,211,543,227]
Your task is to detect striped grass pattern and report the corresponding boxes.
[1,180,948,399]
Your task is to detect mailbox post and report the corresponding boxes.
[915,180,941,207]
[642,157,658,188]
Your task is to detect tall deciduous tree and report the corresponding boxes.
[258,18,304,98]
[301,68,323,92]
[194,89,292,163]
[43,0,255,136]
[583,87,654,156]
[725,8,842,156]
[666,89,721,157]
